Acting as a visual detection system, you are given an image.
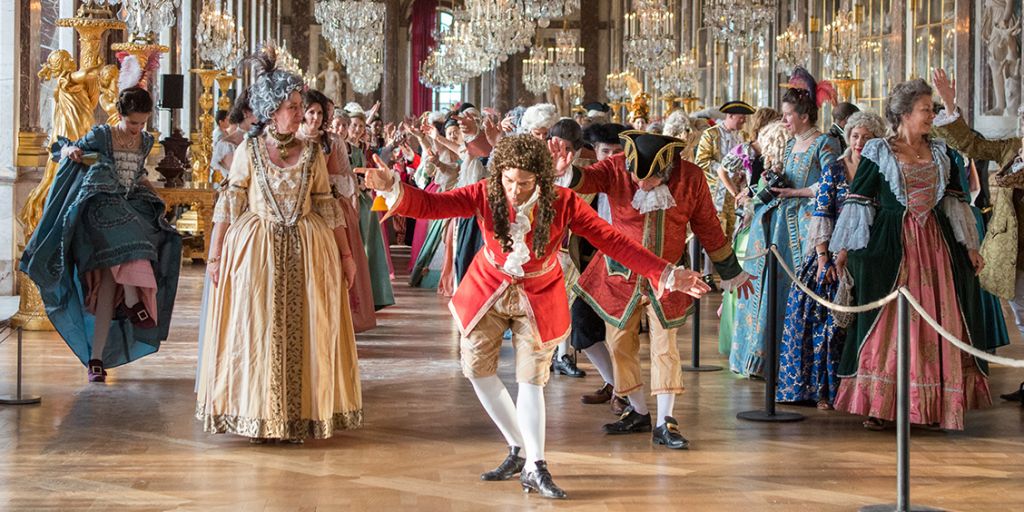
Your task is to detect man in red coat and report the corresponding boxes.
[366,135,711,499]
[554,131,753,449]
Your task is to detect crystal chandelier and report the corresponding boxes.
[703,0,775,51]
[655,53,698,97]
[196,1,238,66]
[522,0,580,28]
[315,0,386,94]
[775,22,810,75]
[463,0,533,61]
[605,70,632,102]
[522,45,551,95]
[277,40,303,75]
[624,0,676,72]
[122,0,181,42]
[546,28,585,88]
[822,8,861,79]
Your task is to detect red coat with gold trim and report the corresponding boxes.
[387,181,672,346]
[572,153,737,329]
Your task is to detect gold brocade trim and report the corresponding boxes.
[196,403,363,439]
[707,243,734,263]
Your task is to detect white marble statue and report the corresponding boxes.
[318,60,342,103]
[982,0,1021,116]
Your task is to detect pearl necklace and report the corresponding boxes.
[795,128,819,143]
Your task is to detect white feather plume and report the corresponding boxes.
[118,55,143,92]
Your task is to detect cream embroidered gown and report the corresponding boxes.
[196,137,362,439]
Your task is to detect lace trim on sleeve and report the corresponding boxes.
[941,195,980,250]
[828,200,874,252]
[933,108,960,128]
[312,192,346,229]
[806,217,835,255]
[212,185,249,224]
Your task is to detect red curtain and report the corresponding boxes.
[410,0,438,115]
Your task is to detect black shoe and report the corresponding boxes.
[552,354,586,378]
[999,382,1024,403]
[480,446,526,481]
[520,460,567,499]
[602,409,652,435]
[652,416,690,449]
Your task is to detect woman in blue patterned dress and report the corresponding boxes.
[21,87,182,382]
[730,71,841,378]
[776,112,887,407]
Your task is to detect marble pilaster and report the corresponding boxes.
[1,0,20,295]
[581,8,600,103]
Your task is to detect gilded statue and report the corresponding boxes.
[98,64,121,125]
[20,49,101,233]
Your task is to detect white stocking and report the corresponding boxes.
[91,268,117,362]
[582,342,615,386]
[123,285,140,307]
[469,376,524,449]
[656,393,676,427]
[626,388,649,415]
[556,339,570,358]
[516,383,546,471]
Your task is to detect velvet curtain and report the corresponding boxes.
[410,0,437,115]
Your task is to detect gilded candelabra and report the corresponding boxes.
[190,68,221,186]
[14,9,125,330]
[215,72,236,112]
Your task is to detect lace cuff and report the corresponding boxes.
[941,196,980,250]
[329,174,356,200]
[654,264,676,300]
[806,216,834,255]
[721,271,753,294]
[1013,159,1024,174]
[212,185,248,224]
[313,192,346,229]
[828,201,874,252]
[933,108,960,128]
[379,170,405,209]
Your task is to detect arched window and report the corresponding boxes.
[433,9,463,111]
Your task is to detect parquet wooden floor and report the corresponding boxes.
[1,254,1023,511]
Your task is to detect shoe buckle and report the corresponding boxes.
[135,308,150,322]
[665,422,680,433]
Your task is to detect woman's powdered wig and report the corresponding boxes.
[486,135,558,259]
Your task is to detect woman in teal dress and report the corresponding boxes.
[730,82,840,378]
[21,87,182,382]
[346,109,394,310]
[408,119,461,289]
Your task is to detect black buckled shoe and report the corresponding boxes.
[520,460,567,499]
[999,382,1024,404]
[652,416,690,450]
[480,446,526,481]
[552,354,586,378]
[602,409,652,435]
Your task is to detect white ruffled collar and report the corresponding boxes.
[631,184,676,214]
[502,187,541,277]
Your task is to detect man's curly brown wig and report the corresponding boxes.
[486,134,558,259]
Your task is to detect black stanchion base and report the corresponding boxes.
[0,395,42,405]
[682,364,723,372]
[736,409,805,422]
[860,504,944,512]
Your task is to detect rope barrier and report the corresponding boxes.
[756,246,1024,369]
[768,246,900,314]
[737,249,770,262]
[900,289,1024,368]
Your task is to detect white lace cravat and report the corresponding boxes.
[502,187,542,277]
[631,184,677,214]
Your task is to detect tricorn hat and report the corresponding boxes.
[620,130,687,180]
[719,100,756,115]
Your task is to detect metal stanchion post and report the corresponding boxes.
[0,323,42,405]
[737,244,804,423]
[861,293,941,512]
[683,238,721,372]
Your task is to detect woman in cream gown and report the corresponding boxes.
[196,50,361,442]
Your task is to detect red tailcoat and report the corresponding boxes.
[572,153,734,329]
[387,181,671,346]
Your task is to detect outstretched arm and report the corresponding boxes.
[365,156,479,220]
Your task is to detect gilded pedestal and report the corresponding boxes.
[190,69,222,185]
[215,73,237,112]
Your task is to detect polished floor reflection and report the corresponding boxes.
[1,258,1023,511]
